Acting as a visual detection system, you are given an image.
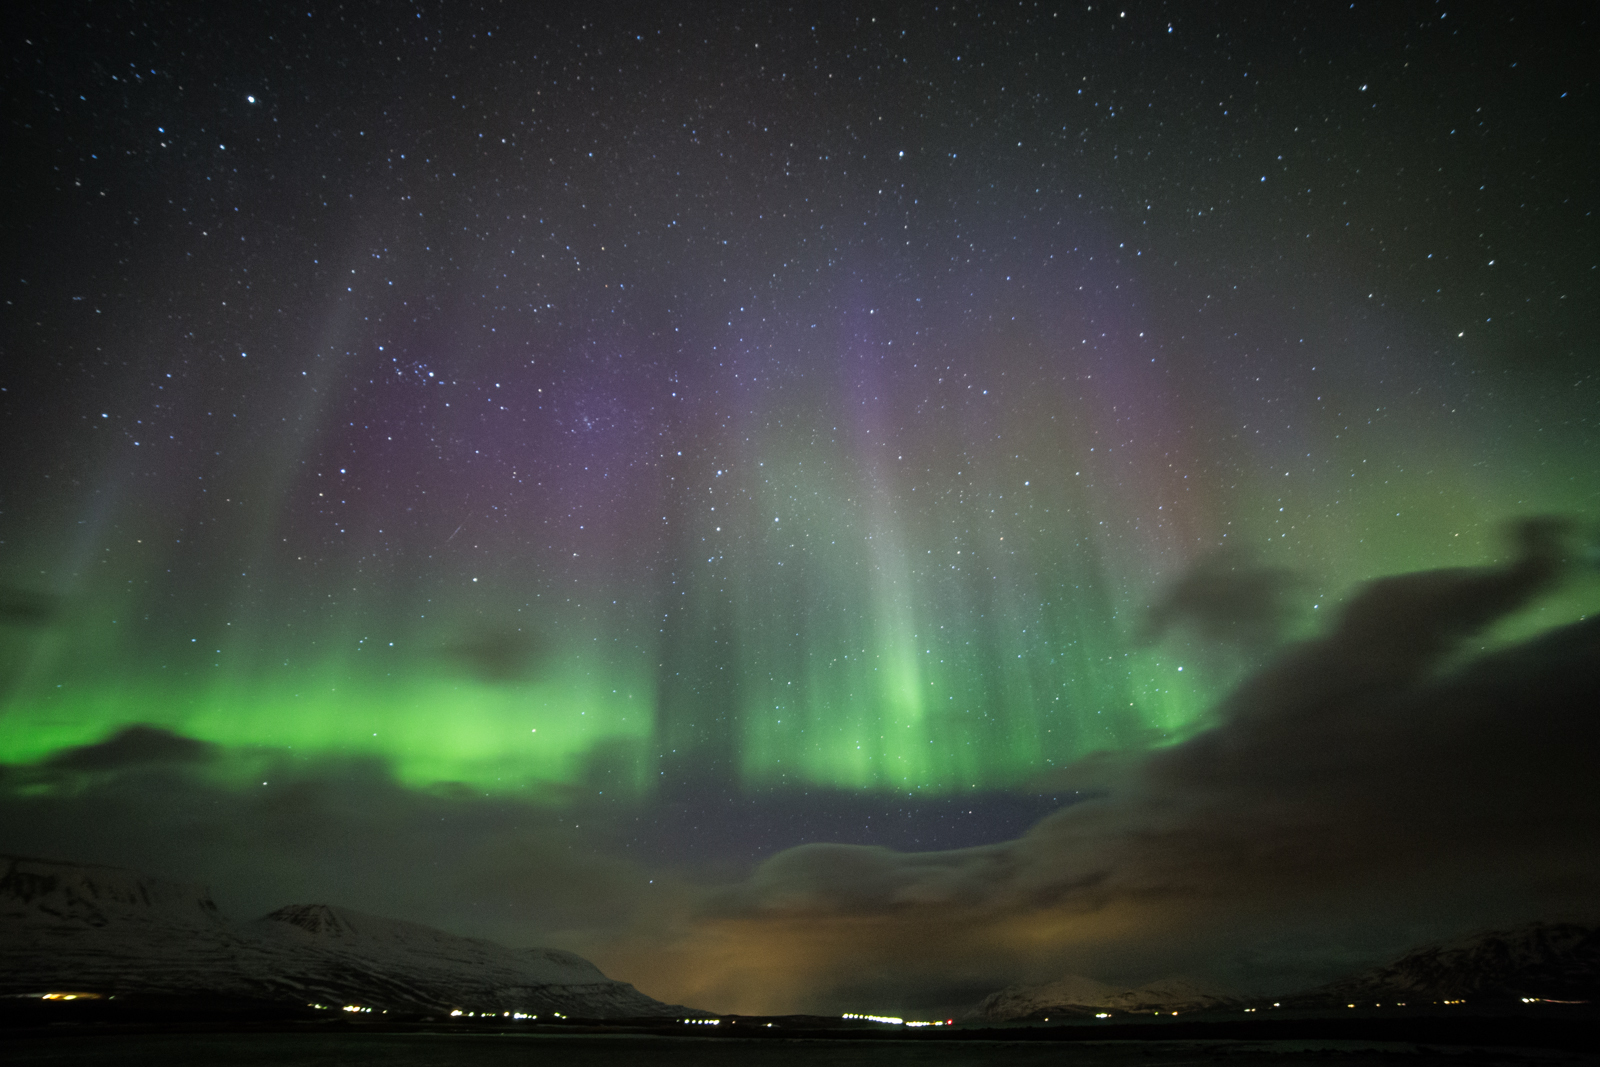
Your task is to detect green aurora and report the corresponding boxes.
[4,398,1591,797]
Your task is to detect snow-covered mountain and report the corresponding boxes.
[0,854,256,997]
[1293,921,1600,1006]
[243,903,672,1015]
[0,855,686,1017]
[976,974,1240,1020]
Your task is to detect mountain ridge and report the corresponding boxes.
[1289,921,1600,1006]
[0,854,690,1017]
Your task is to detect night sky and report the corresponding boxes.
[3,2,1597,1017]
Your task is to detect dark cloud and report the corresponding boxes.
[718,841,1019,915]
[1139,548,1303,652]
[0,585,60,628]
[43,724,218,771]
[437,625,550,683]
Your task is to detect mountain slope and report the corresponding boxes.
[0,855,685,1017]
[0,854,256,997]
[243,903,670,1015]
[1300,922,1600,1005]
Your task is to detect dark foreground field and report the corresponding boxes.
[3,1002,1597,1067]
[3,1029,1597,1067]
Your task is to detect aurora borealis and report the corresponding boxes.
[4,2,1597,1016]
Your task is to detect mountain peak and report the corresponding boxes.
[262,903,361,938]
